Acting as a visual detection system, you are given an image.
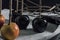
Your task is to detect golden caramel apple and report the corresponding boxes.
[0,14,5,29]
[1,22,19,40]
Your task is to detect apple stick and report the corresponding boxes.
[8,0,12,25]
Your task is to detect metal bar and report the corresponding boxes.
[10,0,12,16]
[27,6,51,8]
[27,0,39,6]
[26,0,51,8]
[26,9,39,10]
[48,5,56,11]
[8,0,12,25]
[19,8,48,10]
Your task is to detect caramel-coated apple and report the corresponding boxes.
[1,22,19,40]
[0,14,5,29]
